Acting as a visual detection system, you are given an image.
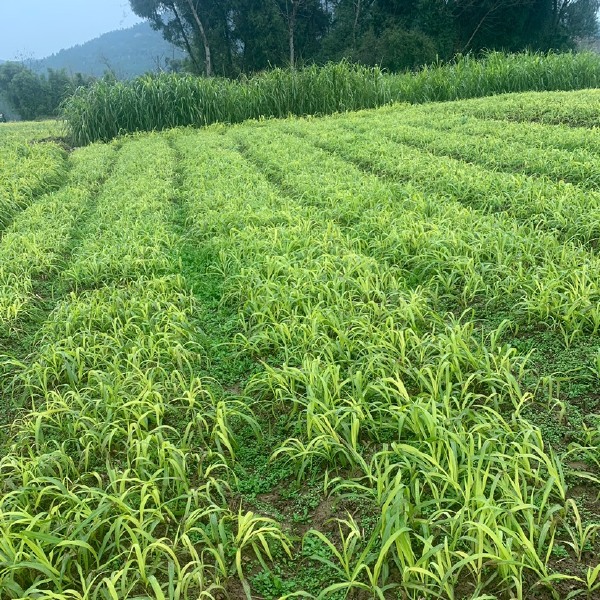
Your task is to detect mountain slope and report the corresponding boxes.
[33,23,184,79]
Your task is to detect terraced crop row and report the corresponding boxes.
[398,108,600,154]
[251,121,600,342]
[0,140,66,232]
[0,91,599,599]
[423,89,600,128]
[64,135,176,288]
[0,143,115,331]
[279,114,600,249]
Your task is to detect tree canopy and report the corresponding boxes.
[0,62,93,120]
[129,0,600,76]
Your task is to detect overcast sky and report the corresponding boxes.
[0,1,143,61]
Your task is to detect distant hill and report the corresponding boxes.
[33,23,185,80]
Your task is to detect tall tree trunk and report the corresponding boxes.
[461,6,494,52]
[169,1,202,73]
[185,0,213,76]
[288,0,301,68]
[551,0,571,34]
[353,0,362,48]
[289,16,296,68]
[275,0,303,68]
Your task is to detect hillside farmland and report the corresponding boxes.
[0,92,599,599]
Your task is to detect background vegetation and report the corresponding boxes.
[0,61,93,121]
[32,22,185,80]
[130,0,600,76]
[63,51,600,145]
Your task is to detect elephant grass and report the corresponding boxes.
[63,51,600,145]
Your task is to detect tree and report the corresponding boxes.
[130,0,209,74]
[231,0,288,72]
[269,0,330,67]
[185,0,213,75]
[446,0,534,52]
[131,0,599,76]
[322,0,451,67]
[541,0,600,48]
[356,25,437,70]
[276,0,305,67]
[446,0,599,52]
[3,68,48,120]
[0,62,92,120]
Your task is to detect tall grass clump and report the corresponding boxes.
[389,50,600,102]
[63,51,600,145]
[63,62,389,145]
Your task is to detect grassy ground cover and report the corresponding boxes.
[428,90,600,128]
[282,112,600,250]
[0,90,599,599]
[0,136,67,232]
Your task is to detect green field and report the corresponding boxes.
[1,91,599,599]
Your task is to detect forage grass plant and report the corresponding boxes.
[0,127,291,597]
[430,88,600,128]
[396,106,600,154]
[280,113,600,248]
[63,135,176,288]
[0,140,66,231]
[1,277,277,596]
[0,142,115,331]
[63,52,600,145]
[369,120,600,191]
[387,51,600,104]
[0,120,61,145]
[2,93,599,598]
[236,122,600,343]
[63,62,390,146]
[174,124,600,598]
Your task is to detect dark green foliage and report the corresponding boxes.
[63,51,600,145]
[0,62,93,121]
[232,0,289,72]
[129,0,331,75]
[356,26,438,71]
[129,0,600,77]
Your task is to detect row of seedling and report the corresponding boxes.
[0,143,115,332]
[398,105,600,154]
[236,122,600,344]
[0,133,290,598]
[176,128,599,598]
[284,112,600,248]
[364,116,600,190]
[427,88,600,128]
[0,140,66,231]
[64,135,177,289]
